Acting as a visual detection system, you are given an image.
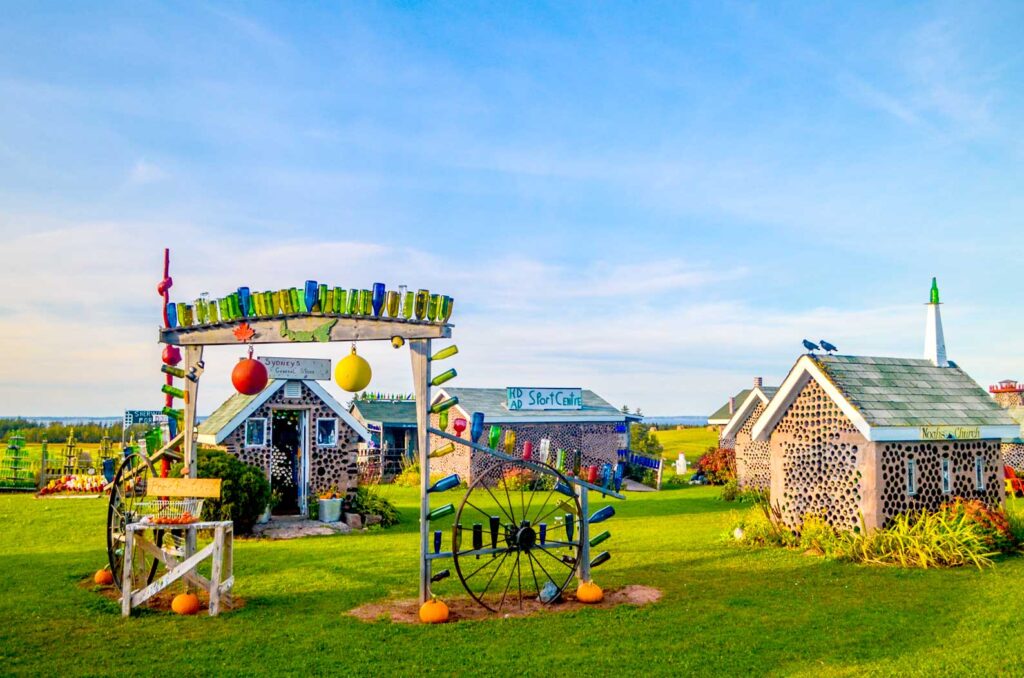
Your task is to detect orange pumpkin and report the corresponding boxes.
[171,593,201,615]
[418,596,449,624]
[94,569,114,586]
[576,581,604,604]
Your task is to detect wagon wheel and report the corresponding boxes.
[106,453,165,590]
[452,460,582,612]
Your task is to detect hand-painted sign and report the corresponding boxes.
[921,425,981,441]
[257,357,331,381]
[506,387,584,411]
[123,410,167,426]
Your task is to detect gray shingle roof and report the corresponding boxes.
[709,389,751,423]
[439,387,629,423]
[350,400,418,426]
[197,389,267,436]
[813,355,1016,428]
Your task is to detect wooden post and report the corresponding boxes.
[656,458,664,491]
[121,528,134,617]
[410,339,431,604]
[209,524,224,616]
[182,345,203,477]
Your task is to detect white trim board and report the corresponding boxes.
[720,387,773,441]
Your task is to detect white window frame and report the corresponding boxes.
[975,456,985,491]
[906,459,917,496]
[316,417,338,447]
[940,458,951,494]
[244,417,267,448]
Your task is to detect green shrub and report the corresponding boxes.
[393,463,444,488]
[730,504,797,548]
[347,486,400,527]
[179,448,271,535]
[664,472,690,487]
[720,479,740,501]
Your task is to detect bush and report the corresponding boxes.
[697,447,735,485]
[720,479,740,502]
[183,448,271,535]
[940,498,1016,553]
[664,471,690,487]
[502,466,555,491]
[393,463,444,488]
[347,486,400,527]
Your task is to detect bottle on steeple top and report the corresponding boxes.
[930,277,940,304]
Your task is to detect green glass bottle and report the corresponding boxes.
[428,503,455,521]
[228,293,241,320]
[402,291,415,319]
[161,406,183,421]
[431,369,457,387]
[438,410,449,431]
[270,290,282,315]
[179,305,193,326]
[441,296,454,323]
[161,364,186,378]
[218,297,231,322]
[488,425,501,449]
[347,288,360,315]
[161,384,185,399]
[193,299,207,324]
[263,291,274,316]
[252,293,265,317]
[428,294,442,322]
[360,289,373,315]
[385,290,400,318]
[296,287,308,313]
[281,289,294,314]
[589,530,611,548]
[415,289,429,320]
[430,397,459,414]
[318,284,328,313]
[333,287,345,313]
[430,442,456,458]
[430,345,459,361]
[207,299,220,324]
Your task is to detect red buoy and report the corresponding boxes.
[232,357,268,395]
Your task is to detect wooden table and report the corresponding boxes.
[121,520,234,617]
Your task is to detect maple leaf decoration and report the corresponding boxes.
[233,323,256,342]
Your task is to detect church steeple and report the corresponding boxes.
[924,277,948,367]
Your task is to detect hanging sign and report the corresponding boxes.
[506,387,584,411]
[257,357,331,381]
[920,425,981,441]
[123,410,167,427]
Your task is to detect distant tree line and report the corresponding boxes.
[1,418,123,444]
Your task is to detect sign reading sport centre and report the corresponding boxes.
[506,387,583,411]
[257,357,331,381]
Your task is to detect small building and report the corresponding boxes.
[718,377,777,490]
[989,380,1024,468]
[197,379,370,515]
[427,387,637,484]
[349,396,418,477]
[750,280,1018,531]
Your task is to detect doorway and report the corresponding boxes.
[271,409,307,515]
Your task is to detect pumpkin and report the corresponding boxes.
[232,357,268,395]
[94,569,114,586]
[334,346,372,392]
[576,581,603,604]
[418,596,449,624]
[171,593,201,615]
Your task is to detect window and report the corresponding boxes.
[941,458,951,494]
[906,459,917,496]
[975,457,985,491]
[284,381,302,399]
[316,418,338,447]
[245,418,267,447]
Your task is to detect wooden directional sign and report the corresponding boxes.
[257,357,331,381]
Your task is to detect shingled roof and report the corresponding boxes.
[708,389,751,424]
[752,354,1018,443]
[434,387,633,424]
[350,399,418,427]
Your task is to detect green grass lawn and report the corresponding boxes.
[653,427,719,460]
[2,486,1022,676]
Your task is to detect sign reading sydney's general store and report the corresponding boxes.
[506,387,584,411]
[257,357,331,381]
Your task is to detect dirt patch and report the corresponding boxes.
[82,577,245,614]
[349,585,662,624]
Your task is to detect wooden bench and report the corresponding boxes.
[121,477,234,617]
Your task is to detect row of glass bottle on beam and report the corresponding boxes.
[165,282,454,328]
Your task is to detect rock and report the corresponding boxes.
[365,514,382,526]
[344,512,363,529]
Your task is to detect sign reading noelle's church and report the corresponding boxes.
[507,387,583,411]
[257,357,331,381]
[920,425,981,441]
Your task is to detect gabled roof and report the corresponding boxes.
[708,389,751,425]
[433,387,634,424]
[720,385,778,440]
[752,355,1018,443]
[197,379,370,444]
[350,400,418,427]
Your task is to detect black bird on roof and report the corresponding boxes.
[819,340,838,354]
[802,339,819,353]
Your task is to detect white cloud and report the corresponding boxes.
[128,160,168,185]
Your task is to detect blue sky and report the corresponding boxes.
[2,1,1023,416]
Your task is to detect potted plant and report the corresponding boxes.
[318,485,343,523]
[260,489,282,524]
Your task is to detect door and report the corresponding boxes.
[271,409,303,515]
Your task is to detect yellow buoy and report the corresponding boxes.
[335,345,372,392]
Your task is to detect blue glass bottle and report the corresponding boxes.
[237,287,251,318]
[166,302,178,328]
[304,280,318,313]
[371,282,386,317]
[470,412,485,445]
